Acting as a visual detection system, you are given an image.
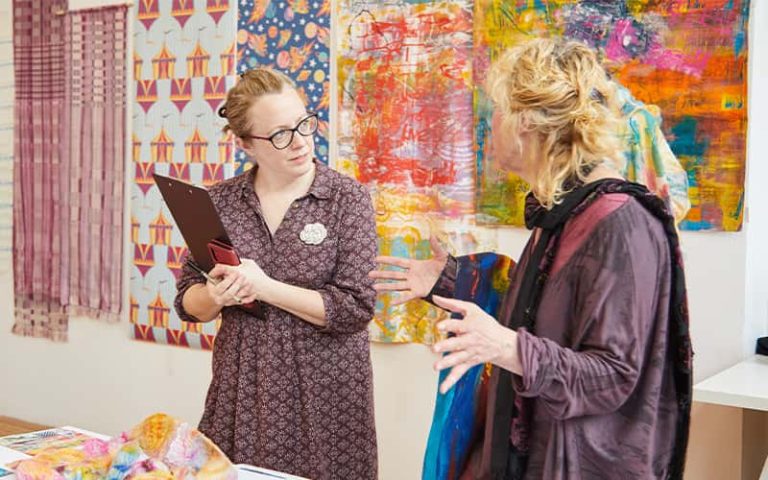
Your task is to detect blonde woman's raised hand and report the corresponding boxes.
[431,295,521,394]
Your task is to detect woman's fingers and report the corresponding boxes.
[433,333,470,354]
[372,281,410,292]
[225,277,244,301]
[439,363,472,394]
[429,235,448,258]
[240,294,258,304]
[214,273,237,293]
[368,270,408,280]
[434,350,472,371]
[432,295,470,316]
[436,319,468,336]
[209,263,235,278]
[375,256,411,269]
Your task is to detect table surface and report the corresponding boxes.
[693,355,768,411]
[0,426,306,480]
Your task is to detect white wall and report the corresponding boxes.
[0,2,765,480]
[744,0,768,361]
[0,0,13,272]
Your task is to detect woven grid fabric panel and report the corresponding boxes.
[63,6,128,321]
[12,0,69,341]
[12,2,129,340]
[68,9,128,107]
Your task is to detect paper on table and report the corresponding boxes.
[0,444,30,476]
[0,427,100,455]
[0,425,106,476]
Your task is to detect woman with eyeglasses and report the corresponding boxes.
[174,68,378,479]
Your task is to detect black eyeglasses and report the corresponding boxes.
[243,113,319,150]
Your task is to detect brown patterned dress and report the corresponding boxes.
[174,162,378,479]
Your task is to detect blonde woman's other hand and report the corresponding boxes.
[369,236,449,305]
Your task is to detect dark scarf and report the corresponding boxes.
[489,178,693,480]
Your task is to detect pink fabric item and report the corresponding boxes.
[12,2,128,340]
[63,6,128,322]
[13,0,69,340]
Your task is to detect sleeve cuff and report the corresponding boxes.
[425,254,458,304]
[318,288,338,333]
[512,328,547,397]
[174,281,206,323]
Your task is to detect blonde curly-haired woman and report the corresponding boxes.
[373,38,692,479]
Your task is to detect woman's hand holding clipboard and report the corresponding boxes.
[153,173,264,318]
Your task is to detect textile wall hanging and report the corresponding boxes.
[236,0,332,171]
[474,0,749,231]
[63,6,129,321]
[0,0,12,274]
[12,2,129,340]
[12,0,71,341]
[130,0,237,349]
[338,0,497,343]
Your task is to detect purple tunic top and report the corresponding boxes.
[428,193,682,479]
[174,162,378,479]
[500,193,678,479]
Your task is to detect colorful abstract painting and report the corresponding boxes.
[130,0,237,349]
[236,0,331,171]
[338,0,497,343]
[474,0,749,231]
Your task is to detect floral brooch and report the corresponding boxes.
[300,222,327,245]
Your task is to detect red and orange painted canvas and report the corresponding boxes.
[338,0,495,343]
[475,0,749,231]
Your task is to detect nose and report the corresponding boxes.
[289,130,309,150]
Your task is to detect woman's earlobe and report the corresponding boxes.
[518,112,534,133]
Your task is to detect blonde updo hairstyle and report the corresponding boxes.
[218,68,296,139]
[486,38,624,208]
